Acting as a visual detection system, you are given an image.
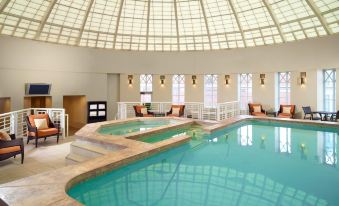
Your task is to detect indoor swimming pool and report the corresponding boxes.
[98,119,181,136]
[69,120,339,206]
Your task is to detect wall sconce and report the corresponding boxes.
[160,75,165,86]
[192,75,197,86]
[260,74,265,86]
[225,75,230,86]
[128,75,133,86]
[300,72,306,86]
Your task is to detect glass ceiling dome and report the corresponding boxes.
[0,0,338,51]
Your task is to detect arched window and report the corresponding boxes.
[239,73,253,110]
[172,75,185,104]
[204,75,218,108]
[278,72,291,105]
[140,74,152,103]
[323,69,336,112]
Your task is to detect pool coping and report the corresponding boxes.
[0,116,338,206]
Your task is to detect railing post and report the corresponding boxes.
[10,113,18,136]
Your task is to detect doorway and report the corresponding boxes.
[24,96,52,108]
[63,95,87,135]
[0,97,11,114]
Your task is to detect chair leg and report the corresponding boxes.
[27,137,30,144]
[35,137,38,148]
[57,134,59,144]
[14,155,16,158]
[44,137,47,141]
[21,152,24,164]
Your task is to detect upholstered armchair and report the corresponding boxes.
[0,133,24,164]
[25,114,60,147]
[133,105,154,117]
[277,105,296,119]
[248,103,266,116]
[167,105,185,117]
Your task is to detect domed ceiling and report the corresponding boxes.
[0,0,338,51]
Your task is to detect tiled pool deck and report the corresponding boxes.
[0,116,338,206]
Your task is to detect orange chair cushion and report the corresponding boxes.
[278,113,292,118]
[0,146,20,155]
[252,112,266,117]
[29,114,50,127]
[249,104,262,113]
[135,105,145,114]
[171,105,184,113]
[280,105,295,114]
[29,128,58,137]
[167,114,179,117]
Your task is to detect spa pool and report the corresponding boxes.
[98,119,181,136]
[69,120,339,206]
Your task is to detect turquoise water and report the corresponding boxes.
[99,119,180,135]
[138,125,204,143]
[69,121,339,206]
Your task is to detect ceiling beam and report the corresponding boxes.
[174,0,180,51]
[34,0,57,40]
[0,0,11,13]
[262,0,286,43]
[145,0,151,51]
[76,0,95,46]
[199,0,212,50]
[113,0,125,49]
[228,0,247,47]
[305,0,333,35]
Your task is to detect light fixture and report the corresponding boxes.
[260,74,265,86]
[128,75,133,86]
[160,75,165,86]
[300,72,306,86]
[192,75,197,86]
[225,75,230,86]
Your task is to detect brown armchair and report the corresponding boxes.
[277,105,296,119]
[167,105,185,117]
[248,103,266,116]
[25,114,60,147]
[0,133,24,164]
[133,105,154,117]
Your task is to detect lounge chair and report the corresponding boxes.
[167,105,185,117]
[302,106,320,120]
[25,114,60,148]
[0,132,24,164]
[277,105,295,119]
[248,103,266,116]
[133,105,154,117]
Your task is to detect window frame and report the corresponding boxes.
[239,73,253,110]
[204,74,218,108]
[172,75,185,104]
[323,69,336,112]
[140,74,153,103]
[278,72,291,105]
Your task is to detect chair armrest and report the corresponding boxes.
[0,138,23,149]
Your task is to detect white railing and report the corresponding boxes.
[117,101,240,121]
[0,108,67,138]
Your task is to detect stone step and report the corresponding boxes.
[65,153,88,164]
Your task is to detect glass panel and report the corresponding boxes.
[204,75,218,108]
[239,73,253,110]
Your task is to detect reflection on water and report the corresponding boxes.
[238,125,252,146]
[317,132,337,166]
[69,122,339,206]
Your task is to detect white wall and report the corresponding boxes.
[0,69,109,111]
[1,35,338,118]
[0,34,338,74]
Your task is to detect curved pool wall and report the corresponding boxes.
[68,119,339,206]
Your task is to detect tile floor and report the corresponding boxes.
[0,136,74,184]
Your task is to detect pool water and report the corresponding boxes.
[69,121,339,206]
[99,119,180,136]
[138,125,205,143]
